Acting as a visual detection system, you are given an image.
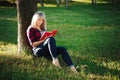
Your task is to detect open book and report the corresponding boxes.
[40,30,58,40]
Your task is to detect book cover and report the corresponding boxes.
[40,30,58,40]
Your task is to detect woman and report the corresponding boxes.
[26,11,78,73]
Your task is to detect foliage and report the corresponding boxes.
[0,1,120,80]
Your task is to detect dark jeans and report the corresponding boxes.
[32,37,73,66]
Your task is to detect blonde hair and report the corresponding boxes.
[30,11,47,31]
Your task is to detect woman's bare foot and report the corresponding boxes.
[70,66,78,73]
[52,58,61,68]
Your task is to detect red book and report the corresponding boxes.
[40,30,58,40]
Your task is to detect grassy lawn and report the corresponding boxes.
[0,1,120,80]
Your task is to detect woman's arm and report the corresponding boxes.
[32,40,44,47]
[32,36,48,47]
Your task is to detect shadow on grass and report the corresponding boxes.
[0,7,17,44]
[0,54,53,80]
[0,53,120,80]
[72,55,120,78]
[0,19,17,44]
[0,53,86,80]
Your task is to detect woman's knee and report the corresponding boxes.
[49,37,56,43]
[57,46,67,53]
[60,47,66,51]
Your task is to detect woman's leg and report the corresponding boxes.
[33,37,57,58]
[41,37,62,67]
[56,47,73,66]
[33,37,61,68]
[56,47,78,72]
[46,37,61,68]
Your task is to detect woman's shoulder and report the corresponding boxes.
[27,26,35,32]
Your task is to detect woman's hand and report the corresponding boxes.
[32,36,49,47]
[32,40,44,47]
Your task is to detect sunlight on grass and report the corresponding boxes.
[101,60,120,70]
[72,0,111,3]
[0,41,17,54]
[37,3,57,7]
[73,0,91,3]
[0,17,17,21]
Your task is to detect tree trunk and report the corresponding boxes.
[65,0,69,9]
[38,0,44,7]
[112,0,117,6]
[16,0,37,54]
[92,0,96,5]
[56,0,59,7]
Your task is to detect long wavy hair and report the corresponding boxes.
[30,11,47,31]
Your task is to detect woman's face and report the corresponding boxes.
[36,18,43,28]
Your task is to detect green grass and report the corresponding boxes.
[0,1,120,80]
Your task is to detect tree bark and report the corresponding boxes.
[56,0,59,7]
[92,0,96,5]
[65,0,69,9]
[16,0,37,54]
[112,0,117,6]
[38,0,44,7]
